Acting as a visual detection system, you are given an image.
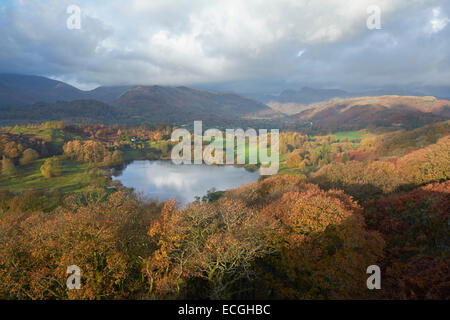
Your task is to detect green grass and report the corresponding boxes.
[209,137,272,164]
[8,126,82,149]
[0,158,97,193]
[121,141,172,160]
[333,131,363,141]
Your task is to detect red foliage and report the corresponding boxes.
[364,181,450,299]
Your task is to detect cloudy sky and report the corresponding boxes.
[0,0,449,93]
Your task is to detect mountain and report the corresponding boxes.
[112,85,278,123]
[273,87,351,105]
[85,85,137,103]
[267,87,431,115]
[0,74,137,106]
[267,87,353,115]
[267,101,317,115]
[416,86,450,100]
[0,100,120,125]
[0,73,86,106]
[0,74,278,125]
[289,95,450,131]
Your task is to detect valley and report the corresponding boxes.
[0,73,449,300]
[2,0,450,309]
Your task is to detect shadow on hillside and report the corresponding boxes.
[311,177,447,203]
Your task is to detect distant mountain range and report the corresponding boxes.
[0,73,278,125]
[289,95,450,131]
[1,73,449,129]
[0,74,135,106]
[111,85,280,123]
[267,86,450,114]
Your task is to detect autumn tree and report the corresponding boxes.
[286,150,303,168]
[0,191,160,299]
[397,135,450,184]
[111,150,124,165]
[341,152,349,164]
[19,148,39,166]
[63,140,111,164]
[1,156,16,177]
[40,157,62,178]
[2,141,21,159]
[223,175,384,299]
[364,181,450,299]
[257,185,384,299]
[147,199,274,299]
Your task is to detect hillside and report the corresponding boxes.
[0,74,141,106]
[267,101,315,115]
[267,87,438,115]
[2,74,448,129]
[0,100,120,125]
[85,85,137,103]
[112,85,278,123]
[289,95,450,131]
[272,87,351,105]
[0,74,86,106]
[0,74,280,125]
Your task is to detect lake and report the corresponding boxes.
[112,160,259,205]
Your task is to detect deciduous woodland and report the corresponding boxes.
[0,119,448,299]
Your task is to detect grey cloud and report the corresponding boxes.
[0,0,449,93]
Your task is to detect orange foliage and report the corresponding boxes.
[364,181,450,299]
[147,199,274,299]
[146,175,384,299]
[259,187,384,299]
[397,136,450,184]
[312,135,450,201]
[0,191,160,299]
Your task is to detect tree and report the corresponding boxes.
[398,135,450,184]
[364,180,450,299]
[259,186,384,299]
[111,150,124,165]
[19,148,39,166]
[0,191,157,299]
[341,152,349,164]
[3,142,20,159]
[147,199,273,299]
[1,157,16,177]
[286,150,302,168]
[63,140,110,164]
[40,157,62,178]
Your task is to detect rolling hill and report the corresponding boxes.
[289,95,450,131]
[112,85,278,123]
[267,87,436,115]
[2,73,449,129]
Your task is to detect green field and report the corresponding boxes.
[0,158,100,193]
[333,131,364,140]
[209,137,271,164]
[8,126,81,149]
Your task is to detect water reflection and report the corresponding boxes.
[112,160,259,205]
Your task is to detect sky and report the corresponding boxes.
[0,0,449,93]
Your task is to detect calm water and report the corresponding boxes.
[112,160,259,205]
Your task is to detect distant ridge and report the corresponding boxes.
[266,86,449,114]
[0,73,141,106]
[0,73,278,125]
[288,95,450,131]
[1,73,448,128]
[112,85,279,123]
[0,73,85,106]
